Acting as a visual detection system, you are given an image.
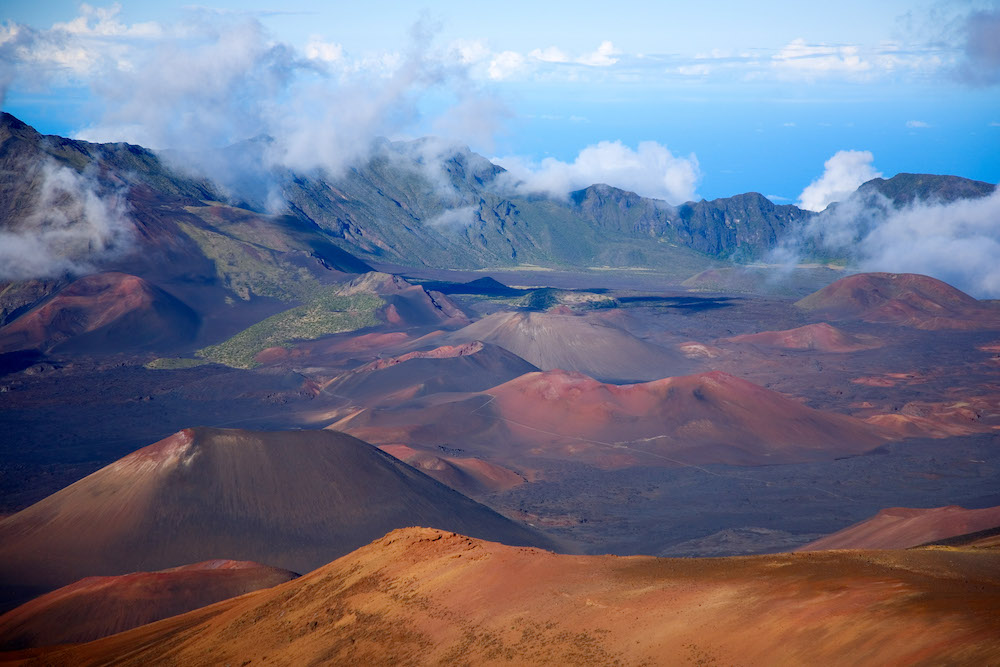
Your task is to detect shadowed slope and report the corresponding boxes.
[724,322,881,352]
[0,428,554,606]
[322,341,539,406]
[0,560,297,650]
[34,527,1000,666]
[337,370,889,468]
[440,310,692,382]
[796,272,1000,330]
[799,505,1000,551]
[0,272,198,354]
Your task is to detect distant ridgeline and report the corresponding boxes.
[0,112,995,302]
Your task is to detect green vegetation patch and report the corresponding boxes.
[197,290,384,369]
[177,220,319,301]
[144,357,212,370]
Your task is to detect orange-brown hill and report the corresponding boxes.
[799,505,1000,551]
[0,428,554,607]
[320,341,539,406]
[335,370,889,468]
[431,310,694,382]
[0,560,296,651]
[795,272,1000,330]
[379,444,525,497]
[724,322,882,353]
[31,527,1000,666]
[0,272,198,354]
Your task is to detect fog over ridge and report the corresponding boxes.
[0,161,134,280]
[774,183,1000,299]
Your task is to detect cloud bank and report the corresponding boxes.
[857,190,1000,298]
[0,162,134,280]
[777,182,1000,298]
[3,7,506,188]
[797,150,881,212]
[495,141,700,204]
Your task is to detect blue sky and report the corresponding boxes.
[2,1,998,203]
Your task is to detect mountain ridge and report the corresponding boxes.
[3,111,993,293]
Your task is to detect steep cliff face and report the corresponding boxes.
[570,184,811,260]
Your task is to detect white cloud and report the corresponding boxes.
[74,15,301,151]
[772,38,872,78]
[488,50,527,80]
[431,94,510,152]
[779,187,1000,299]
[0,3,164,92]
[906,120,931,128]
[577,41,620,67]
[858,191,1000,297]
[0,162,134,280]
[495,140,700,204]
[33,10,507,191]
[52,3,161,38]
[527,41,619,67]
[797,150,881,212]
[427,205,478,228]
[677,64,712,76]
[450,38,490,65]
[529,46,569,63]
[305,37,343,63]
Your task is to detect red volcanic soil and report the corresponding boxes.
[32,528,1000,666]
[320,341,539,407]
[0,428,554,606]
[337,369,889,468]
[724,322,882,353]
[795,272,1000,330]
[0,560,296,650]
[0,272,198,354]
[862,394,1000,438]
[360,341,490,371]
[254,331,413,365]
[339,272,469,328]
[799,505,1000,551]
[379,444,525,496]
[439,310,694,382]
